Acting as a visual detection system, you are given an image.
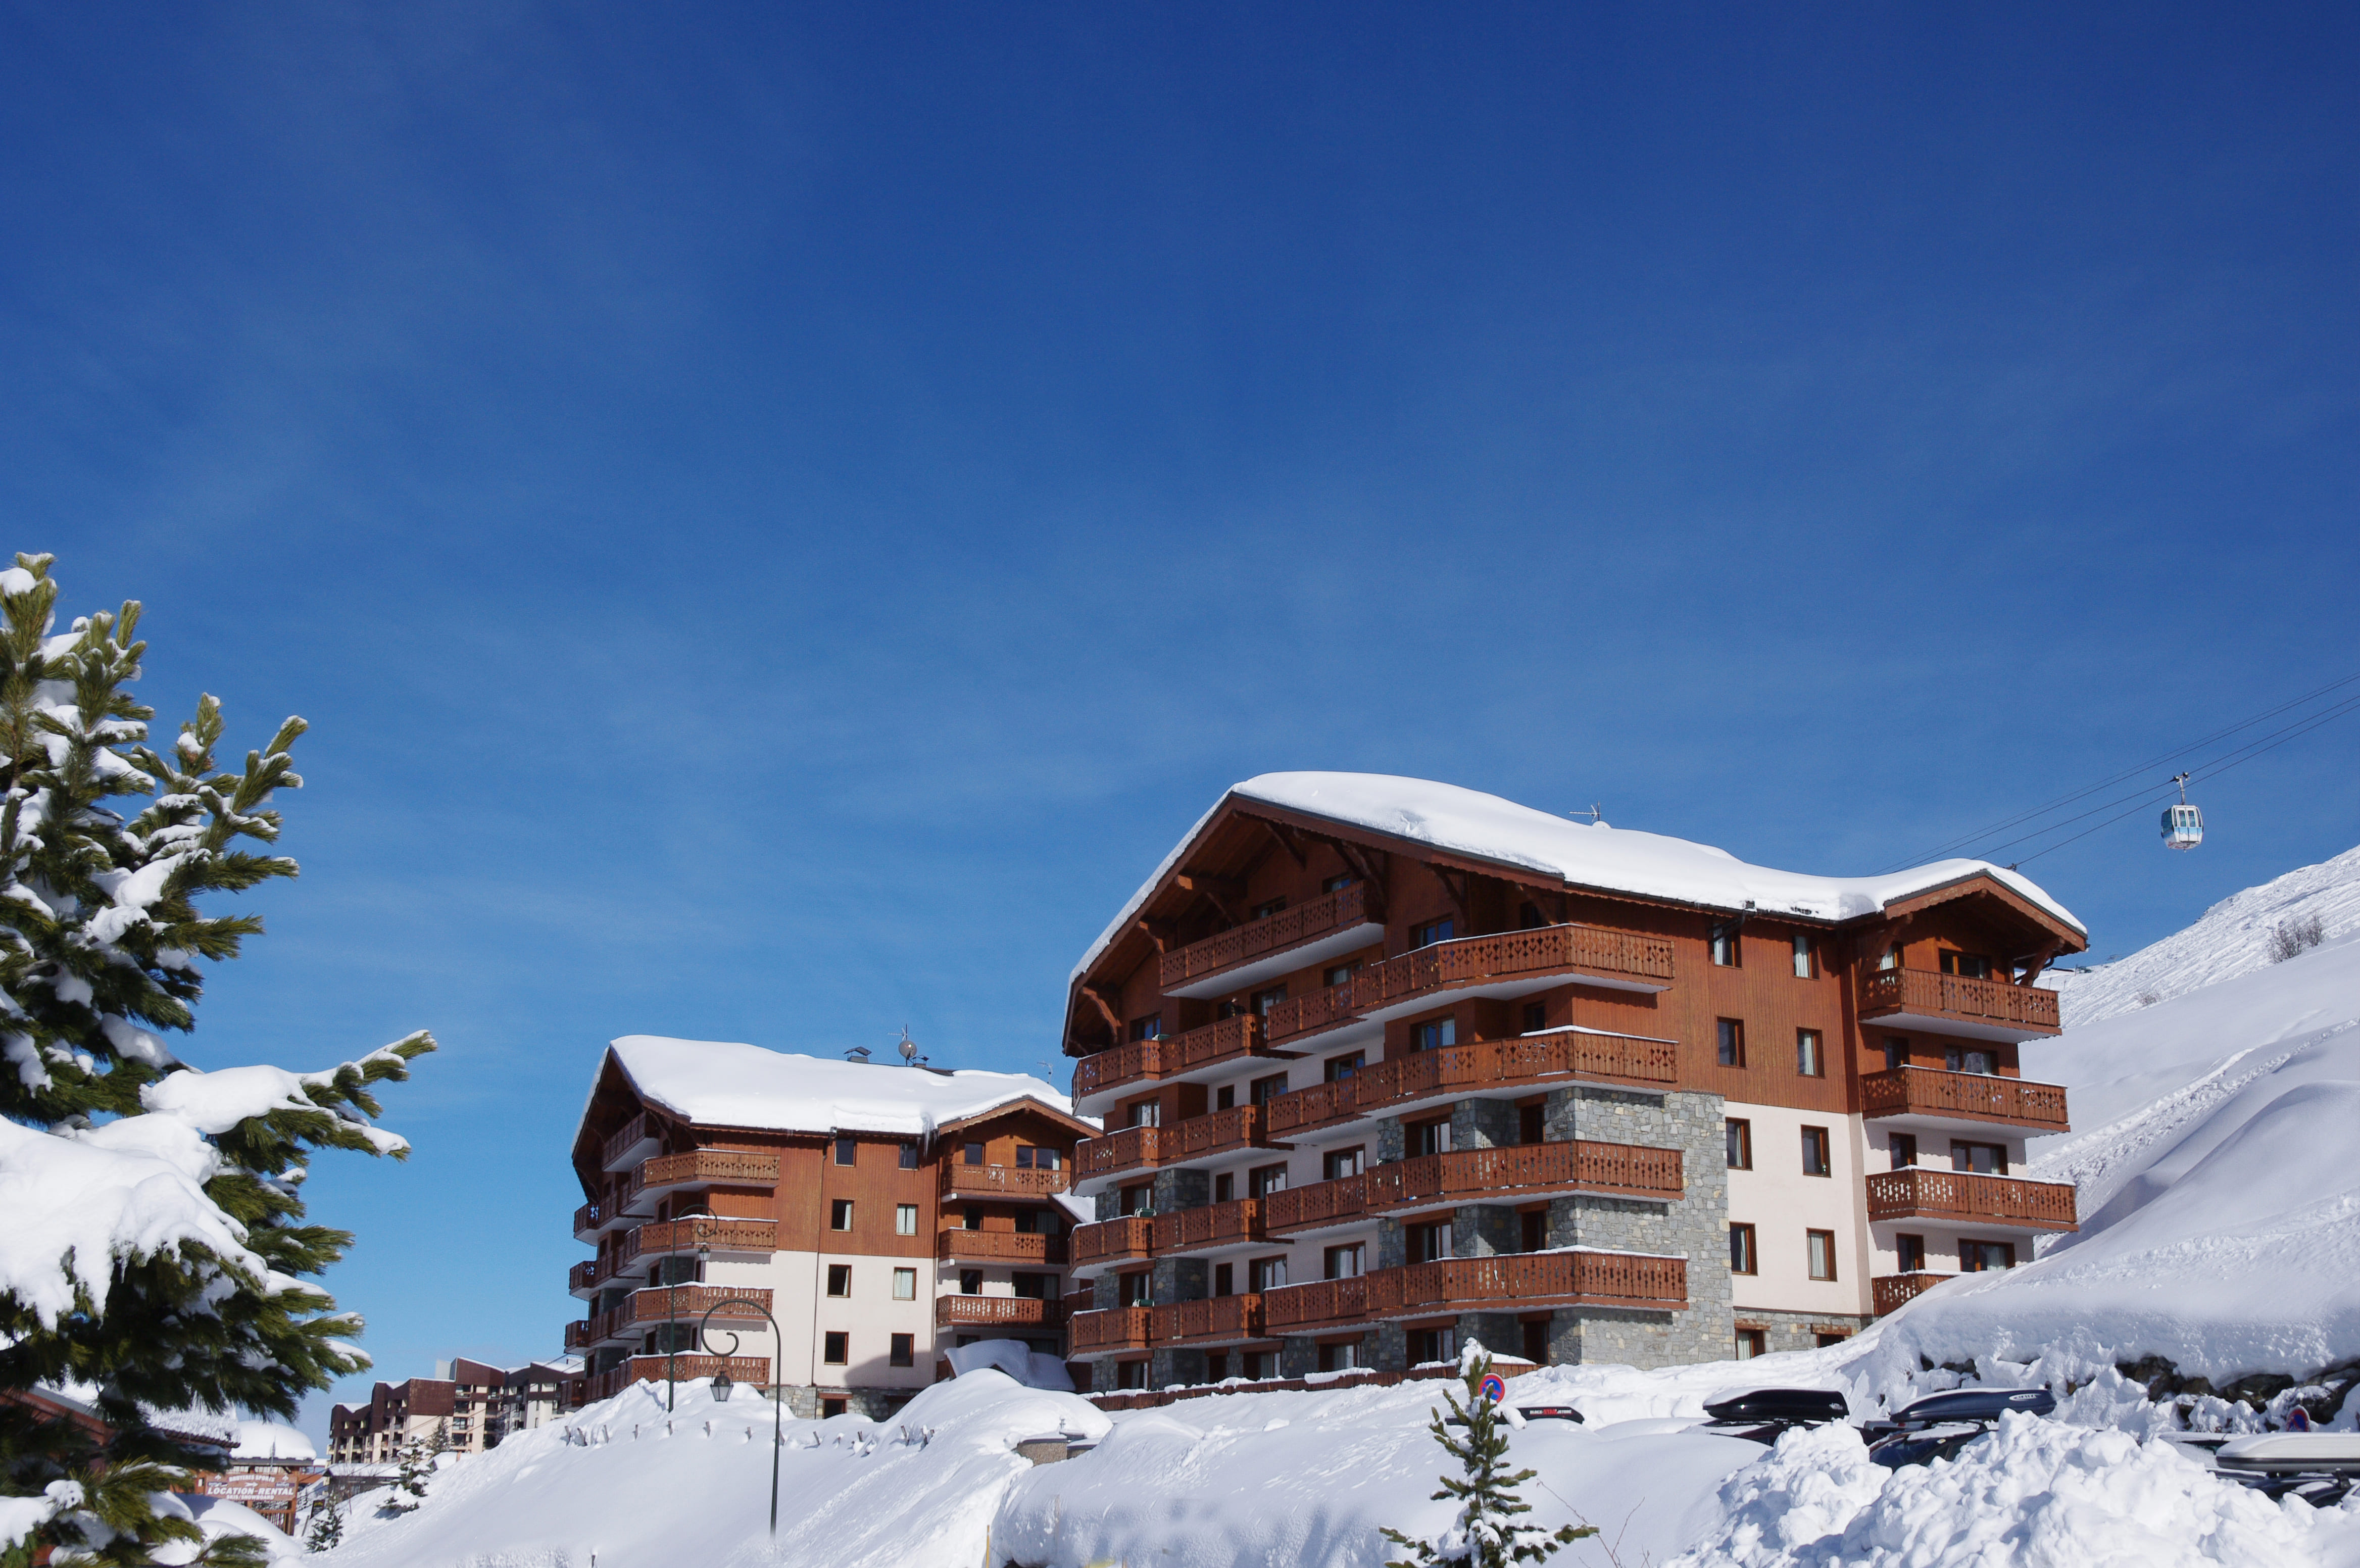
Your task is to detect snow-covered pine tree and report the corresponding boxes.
[0,554,436,1565]
[303,1496,345,1554]
[1381,1343,1596,1568]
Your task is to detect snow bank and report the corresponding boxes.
[155,1495,300,1564]
[1669,1414,2360,1567]
[586,1037,1073,1141]
[232,1419,316,1461]
[1073,772,2083,983]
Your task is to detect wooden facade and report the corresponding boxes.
[1059,781,2085,1384]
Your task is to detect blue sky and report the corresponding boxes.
[2,5,2353,1437]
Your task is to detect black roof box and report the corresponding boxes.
[1702,1387,1850,1425]
[1892,1387,2055,1424]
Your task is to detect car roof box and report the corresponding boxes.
[1702,1387,1850,1424]
[2216,1433,2360,1475]
[1893,1387,2055,1423]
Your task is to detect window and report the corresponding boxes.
[1322,1146,1365,1181]
[1797,1030,1823,1077]
[1251,985,1288,1016]
[1807,1229,1837,1281]
[1317,1339,1363,1372]
[1411,1327,1461,1365]
[823,1332,848,1365]
[1717,1018,1745,1067]
[1792,934,1814,978]
[1960,1240,2017,1272]
[1215,1084,1235,1111]
[1248,1255,1289,1292]
[889,1334,914,1368]
[1406,1117,1448,1158]
[898,1142,918,1170]
[1128,1012,1164,1042]
[1250,1071,1289,1104]
[1883,1037,1909,1071]
[1815,1331,1850,1349]
[1518,1104,1545,1145]
[1322,962,1360,989]
[960,1269,983,1295]
[1212,1262,1234,1297]
[1520,1210,1547,1252]
[1801,1126,1831,1178]
[1889,1134,1919,1169]
[1895,1233,1926,1273]
[962,1207,981,1230]
[1710,923,1742,966]
[892,1267,916,1301]
[1951,1141,2007,1175]
[1725,1119,1752,1169]
[1127,1100,1160,1129]
[1322,873,1355,893]
[1212,1171,1235,1203]
[1406,1221,1451,1263]
[1016,1145,1061,1169]
[1521,1001,1547,1033]
[1729,1222,1758,1275]
[1411,917,1455,949]
[1412,1016,1457,1052]
[821,1397,847,1417]
[964,1141,984,1165]
[1323,1052,1364,1083]
[1247,1163,1288,1199]
[1118,1271,1151,1306]
[1945,1047,1995,1075]
[1878,946,1901,970]
[1205,1352,1230,1382]
[1119,1184,1153,1215]
[827,1264,852,1297]
[1517,901,1547,929]
[1735,1328,1767,1359]
[1115,1360,1149,1390]
[895,1203,918,1235]
[830,1199,854,1231]
[1939,950,1992,979]
[1251,897,1287,921]
[834,1137,857,1167]
[1010,1272,1050,1300]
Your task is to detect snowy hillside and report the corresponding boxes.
[2046,842,2360,1026]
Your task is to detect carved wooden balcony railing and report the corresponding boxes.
[1260,1275,1369,1333]
[1069,1307,1154,1353]
[1159,884,1380,992]
[940,1162,1069,1198]
[1872,1272,1950,1315]
[935,1294,1062,1330]
[627,1149,780,1204]
[1368,1251,1687,1315]
[1263,1031,1678,1139]
[1864,1167,2076,1231]
[568,1260,602,1295]
[608,1354,769,1393]
[1261,1173,1367,1235]
[1072,1215,1155,1268]
[1151,1198,1266,1256]
[1366,1140,1682,1211]
[601,1110,661,1171]
[1263,983,1357,1046]
[624,1216,779,1260]
[1858,968,2061,1037]
[1174,1103,1280,1161]
[1074,1040,1165,1102]
[1073,1017,1280,1103]
[938,1229,1069,1264]
[1074,1126,1164,1182]
[1861,1068,2070,1131]
[1152,1294,1265,1346]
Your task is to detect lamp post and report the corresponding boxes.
[695,1298,785,1537]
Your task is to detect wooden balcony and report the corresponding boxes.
[610,1354,770,1392]
[940,1162,1069,1199]
[568,1260,602,1297]
[574,1200,619,1241]
[1858,968,2061,1041]
[1366,1140,1682,1213]
[1074,1125,1164,1182]
[1153,1294,1265,1347]
[1367,1252,1687,1317]
[1074,1040,1166,1103]
[601,1110,661,1172]
[583,1284,775,1348]
[1865,1167,2076,1232]
[624,1217,779,1261]
[1061,1286,1096,1320]
[1069,1307,1154,1353]
[1263,983,1358,1046]
[1359,924,1676,1008]
[1159,883,1384,997]
[1873,1272,1950,1315]
[1262,1173,1368,1236]
[1152,1198,1266,1257]
[564,1318,594,1351]
[939,1229,1069,1265]
[1263,1031,1678,1140]
[1261,1275,1369,1333]
[1174,1103,1282,1161]
[937,1294,1062,1331]
[1861,1067,2070,1133]
[1072,1215,1156,1268]
[627,1149,780,1206]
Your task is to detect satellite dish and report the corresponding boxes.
[898,1028,919,1065]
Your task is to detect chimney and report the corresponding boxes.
[844,1047,871,1064]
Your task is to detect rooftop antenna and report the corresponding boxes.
[1567,804,1605,825]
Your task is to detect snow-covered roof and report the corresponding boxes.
[232,1419,316,1461]
[1073,772,2086,984]
[582,1037,1075,1146]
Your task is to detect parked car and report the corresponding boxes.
[2214,1432,2360,1505]
[1695,1387,1852,1444]
[1864,1387,2056,1469]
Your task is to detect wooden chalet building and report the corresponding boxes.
[1061,773,2086,1390]
[566,1037,1095,1417]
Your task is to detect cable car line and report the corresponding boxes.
[1884,670,2360,871]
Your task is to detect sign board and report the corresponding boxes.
[1478,1373,1507,1405]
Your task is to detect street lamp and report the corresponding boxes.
[695,1298,785,1537]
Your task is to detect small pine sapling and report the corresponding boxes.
[303,1497,345,1553]
[1382,1342,1595,1568]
